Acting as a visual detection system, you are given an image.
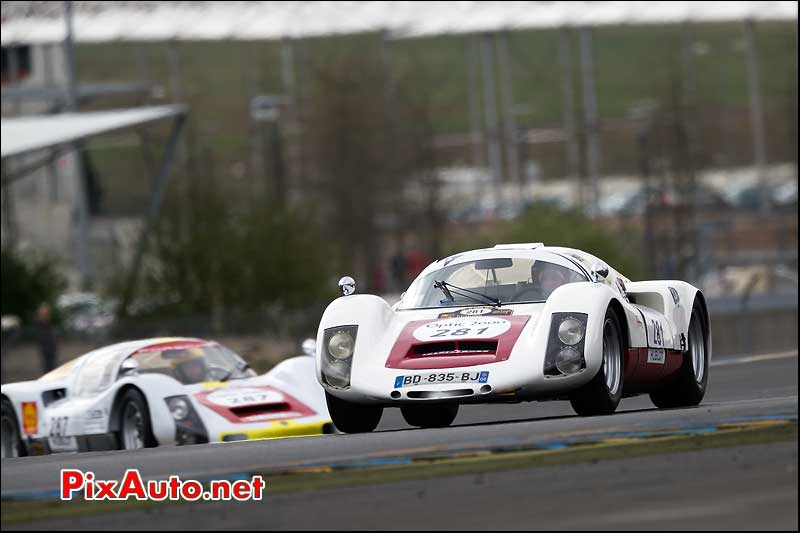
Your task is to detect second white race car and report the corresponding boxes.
[316,243,711,432]
[1,337,332,457]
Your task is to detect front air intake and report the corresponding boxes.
[409,340,497,358]
[230,403,290,418]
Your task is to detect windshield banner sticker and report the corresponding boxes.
[438,307,513,319]
[205,388,285,408]
[413,317,511,342]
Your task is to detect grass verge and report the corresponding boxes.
[2,420,796,525]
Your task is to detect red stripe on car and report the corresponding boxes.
[385,315,531,370]
[195,385,315,424]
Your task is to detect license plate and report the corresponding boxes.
[49,435,78,452]
[394,370,489,389]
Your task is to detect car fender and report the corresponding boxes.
[316,294,397,385]
[540,281,631,380]
[107,374,187,445]
[1,380,69,440]
[625,280,707,356]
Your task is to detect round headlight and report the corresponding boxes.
[557,317,585,345]
[555,347,583,374]
[168,398,189,421]
[323,360,351,388]
[328,331,355,360]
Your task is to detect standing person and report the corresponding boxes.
[390,251,407,292]
[33,303,58,374]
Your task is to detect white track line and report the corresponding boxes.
[711,350,798,367]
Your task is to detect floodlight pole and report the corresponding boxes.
[280,38,297,202]
[480,32,503,211]
[497,31,520,189]
[64,0,94,288]
[579,26,600,218]
[1,162,19,249]
[119,113,187,317]
[466,35,484,169]
[43,43,60,201]
[559,27,581,209]
[743,19,770,216]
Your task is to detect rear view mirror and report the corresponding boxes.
[591,262,610,282]
[119,358,139,377]
[301,338,316,357]
[474,258,513,270]
[338,276,356,296]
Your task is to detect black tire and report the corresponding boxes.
[115,388,157,450]
[1,398,27,458]
[650,300,709,408]
[569,307,625,416]
[326,392,383,434]
[401,403,459,429]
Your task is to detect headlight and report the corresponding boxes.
[322,360,351,388]
[544,312,588,376]
[167,397,190,421]
[558,317,585,345]
[328,331,355,360]
[555,347,583,374]
[322,326,358,389]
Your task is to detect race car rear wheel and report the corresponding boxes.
[569,307,624,416]
[326,392,383,433]
[1,398,26,458]
[401,403,459,429]
[649,299,709,408]
[115,388,156,450]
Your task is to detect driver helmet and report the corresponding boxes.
[530,261,568,295]
[168,347,208,384]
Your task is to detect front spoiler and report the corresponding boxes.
[329,366,593,406]
[218,419,335,442]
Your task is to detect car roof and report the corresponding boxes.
[81,337,209,366]
[423,245,593,278]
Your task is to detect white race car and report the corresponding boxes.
[1,337,332,457]
[316,244,711,432]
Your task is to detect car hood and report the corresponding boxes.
[185,379,317,424]
[384,303,545,370]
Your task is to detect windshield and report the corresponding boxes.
[132,343,256,385]
[399,257,586,309]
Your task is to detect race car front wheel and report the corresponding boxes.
[115,388,157,450]
[649,299,709,408]
[401,403,459,429]
[1,398,26,458]
[569,307,624,416]
[326,392,383,433]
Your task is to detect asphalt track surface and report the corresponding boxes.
[2,350,798,530]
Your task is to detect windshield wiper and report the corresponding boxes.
[434,280,502,306]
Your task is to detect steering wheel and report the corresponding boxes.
[512,286,545,302]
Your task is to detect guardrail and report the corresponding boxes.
[708,292,798,356]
